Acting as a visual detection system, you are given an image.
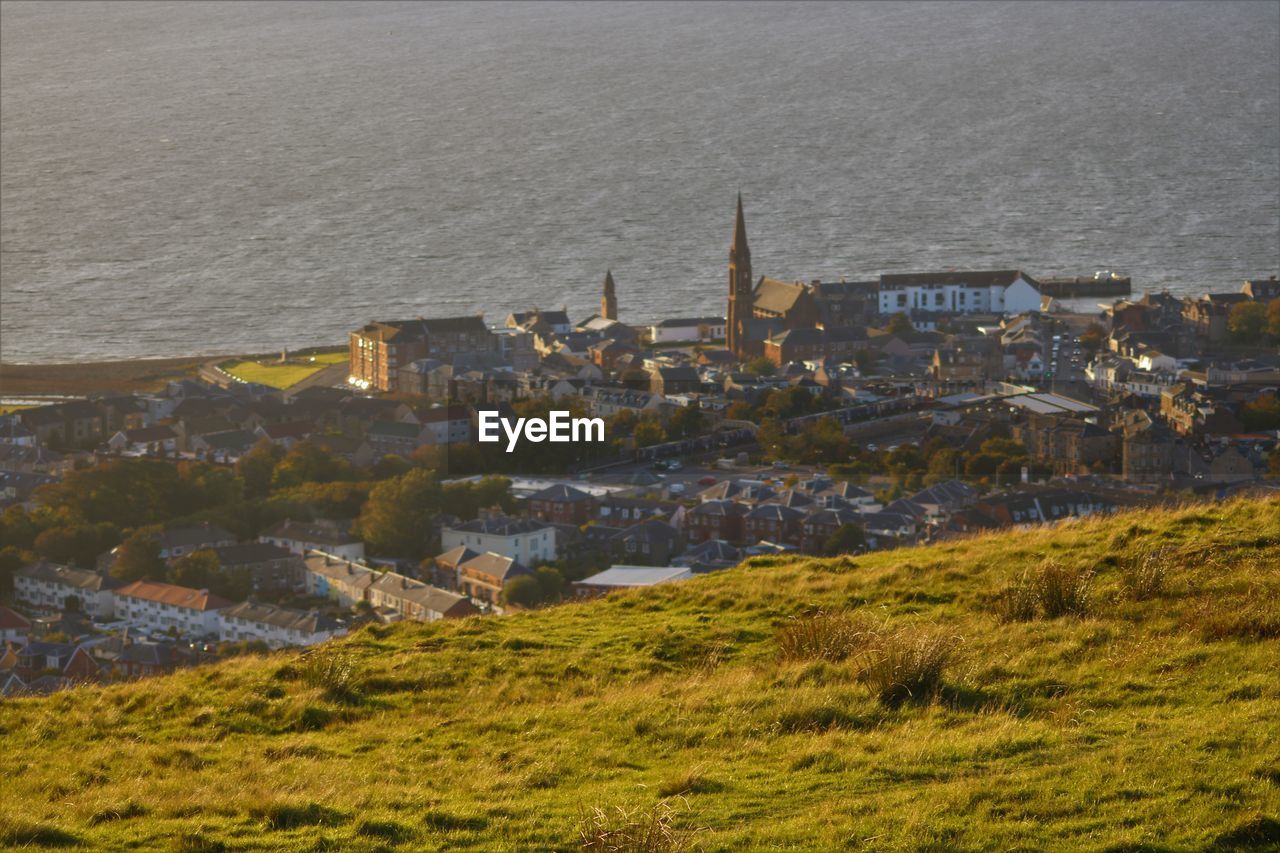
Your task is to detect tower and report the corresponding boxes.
[727,193,753,359]
[601,269,618,321]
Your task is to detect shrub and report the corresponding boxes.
[855,627,961,708]
[578,799,699,852]
[299,651,362,704]
[997,560,1094,621]
[253,802,345,830]
[1121,549,1172,601]
[777,611,875,662]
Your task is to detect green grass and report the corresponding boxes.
[2,499,1278,850]
[220,358,335,389]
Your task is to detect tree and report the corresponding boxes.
[169,549,221,589]
[503,575,544,609]
[0,546,26,598]
[925,448,962,485]
[355,468,443,558]
[886,313,913,336]
[745,357,776,376]
[1228,302,1267,343]
[1268,298,1280,341]
[1239,394,1280,431]
[110,526,166,582]
[33,521,119,568]
[853,349,875,374]
[237,439,286,499]
[271,441,353,489]
[667,406,707,440]
[824,523,866,556]
[634,420,666,448]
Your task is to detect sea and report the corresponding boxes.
[1,0,1277,364]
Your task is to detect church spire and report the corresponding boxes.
[601,269,618,321]
[731,192,750,260]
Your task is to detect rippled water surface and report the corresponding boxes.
[1,1,1277,362]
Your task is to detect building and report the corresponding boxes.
[259,519,365,562]
[303,552,378,607]
[349,316,494,392]
[113,580,232,637]
[763,327,867,367]
[525,484,597,525]
[727,193,754,359]
[877,270,1043,321]
[0,606,31,645]
[648,317,728,344]
[455,552,533,605]
[440,514,558,565]
[218,601,346,648]
[210,543,306,592]
[153,524,238,561]
[15,561,118,618]
[574,565,692,598]
[601,269,618,321]
[610,519,683,565]
[367,572,479,622]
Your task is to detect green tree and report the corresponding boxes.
[503,575,544,609]
[271,441,353,489]
[1228,302,1267,343]
[666,406,707,440]
[1239,394,1280,431]
[0,546,26,598]
[237,439,285,499]
[355,468,443,558]
[853,349,875,374]
[1268,298,1280,340]
[33,521,119,568]
[110,526,166,582]
[886,313,913,336]
[745,357,776,376]
[824,523,866,556]
[634,420,666,448]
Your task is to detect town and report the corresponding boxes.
[1,197,1277,696]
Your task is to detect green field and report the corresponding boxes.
[2,499,1278,851]
[220,351,346,389]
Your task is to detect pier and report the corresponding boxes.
[1039,274,1132,298]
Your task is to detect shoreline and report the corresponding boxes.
[0,355,232,397]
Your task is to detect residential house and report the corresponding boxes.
[573,565,692,598]
[303,552,378,607]
[525,484,597,525]
[0,606,31,645]
[210,543,306,593]
[106,425,178,455]
[687,500,746,544]
[610,519,683,566]
[260,519,365,562]
[456,552,534,605]
[367,572,479,622]
[219,601,346,648]
[647,317,727,344]
[14,641,100,683]
[15,561,118,618]
[441,514,558,565]
[114,580,232,637]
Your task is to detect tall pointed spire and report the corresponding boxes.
[731,192,750,260]
[601,269,618,321]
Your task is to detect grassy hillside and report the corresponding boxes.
[3,500,1279,851]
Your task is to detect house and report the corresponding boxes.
[260,519,365,562]
[254,421,314,449]
[113,640,196,679]
[671,539,743,573]
[366,420,425,458]
[0,606,31,645]
[647,317,727,344]
[800,507,865,554]
[17,400,105,447]
[763,327,867,367]
[219,601,346,648]
[303,552,378,607]
[430,545,480,590]
[154,524,238,560]
[367,572,480,622]
[409,404,472,445]
[610,519,683,566]
[507,309,573,336]
[878,270,1042,320]
[455,552,534,605]
[574,565,692,598]
[349,316,496,393]
[189,429,258,462]
[525,484,597,525]
[440,514,558,565]
[105,425,178,455]
[649,366,702,396]
[687,500,747,544]
[14,561,118,618]
[743,504,805,546]
[14,641,100,683]
[210,543,306,592]
[113,580,232,637]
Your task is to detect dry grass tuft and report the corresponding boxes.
[578,798,700,852]
[997,560,1094,621]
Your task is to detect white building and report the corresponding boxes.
[113,580,231,637]
[440,514,557,565]
[260,519,366,563]
[218,601,345,648]
[574,565,692,596]
[878,271,1043,321]
[647,317,727,344]
[303,552,378,607]
[14,561,118,618]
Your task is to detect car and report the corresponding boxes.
[698,476,716,486]
[667,460,683,471]
[668,483,686,495]
[772,461,789,470]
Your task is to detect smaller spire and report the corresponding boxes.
[732,193,749,258]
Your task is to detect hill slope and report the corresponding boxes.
[3,500,1279,851]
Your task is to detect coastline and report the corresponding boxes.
[0,356,220,397]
